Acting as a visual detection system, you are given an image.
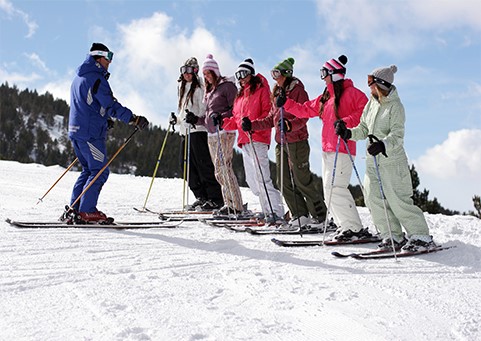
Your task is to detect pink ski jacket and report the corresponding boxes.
[284,79,367,156]
[223,73,272,147]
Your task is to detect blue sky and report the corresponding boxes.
[1,0,480,212]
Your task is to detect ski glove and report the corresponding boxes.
[241,117,252,132]
[278,118,292,133]
[334,119,351,141]
[275,88,287,108]
[367,140,387,157]
[129,115,149,130]
[169,112,177,125]
[185,111,199,125]
[212,112,223,128]
[107,118,115,130]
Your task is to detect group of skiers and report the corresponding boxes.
[66,42,436,253]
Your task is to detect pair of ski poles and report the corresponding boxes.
[322,134,397,259]
[36,127,140,218]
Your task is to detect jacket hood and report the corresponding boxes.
[77,55,110,79]
[373,85,399,103]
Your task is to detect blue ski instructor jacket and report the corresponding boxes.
[68,55,133,140]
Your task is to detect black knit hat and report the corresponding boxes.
[90,43,110,52]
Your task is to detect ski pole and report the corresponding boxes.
[185,123,192,209]
[36,157,78,205]
[140,121,173,211]
[247,131,276,219]
[368,134,397,261]
[322,136,341,243]
[181,130,188,211]
[279,106,286,197]
[282,139,303,237]
[342,138,379,234]
[67,127,140,214]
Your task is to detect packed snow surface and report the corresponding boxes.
[0,160,480,341]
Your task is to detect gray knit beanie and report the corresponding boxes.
[370,65,397,91]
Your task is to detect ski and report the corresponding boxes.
[271,235,382,247]
[333,245,455,259]
[6,218,182,229]
[246,223,338,236]
[158,214,203,222]
[134,207,214,215]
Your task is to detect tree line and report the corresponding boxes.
[1,82,478,217]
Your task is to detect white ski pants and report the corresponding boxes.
[242,142,285,218]
[323,151,363,232]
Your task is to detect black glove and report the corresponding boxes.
[278,118,292,133]
[169,112,177,125]
[107,118,115,130]
[241,117,252,132]
[275,88,287,108]
[211,112,223,127]
[367,134,388,157]
[367,140,387,157]
[334,119,351,141]
[129,115,149,130]
[185,111,198,125]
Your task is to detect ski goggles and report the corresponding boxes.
[368,75,392,88]
[180,65,197,74]
[320,67,345,80]
[271,69,293,80]
[271,69,282,79]
[235,69,251,80]
[90,50,114,62]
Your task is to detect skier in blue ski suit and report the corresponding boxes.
[68,43,148,222]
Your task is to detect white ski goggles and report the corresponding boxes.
[90,50,114,62]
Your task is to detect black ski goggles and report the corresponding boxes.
[368,75,392,88]
[320,67,345,80]
[235,69,251,80]
[180,65,197,74]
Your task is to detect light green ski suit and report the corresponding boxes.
[350,86,430,241]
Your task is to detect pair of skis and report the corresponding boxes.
[271,236,454,259]
[5,218,182,229]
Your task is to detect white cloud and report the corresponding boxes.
[38,74,73,104]
[0,65,41,85]
[0,0,38,38]
[110,12,241,125]
[314,0,481,57]
[415,129,481,179]
[25,53,49,72]
[414,129,481,212]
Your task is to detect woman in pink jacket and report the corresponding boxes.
[223,58,285,222]
[278,55,372,241]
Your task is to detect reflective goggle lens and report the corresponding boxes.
[180,66,195,74]
[320,68,329,80]
[271,69,281,79]
[235,70,251,80]
[90,50,114,62]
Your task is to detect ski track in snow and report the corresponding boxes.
[0,160,480,341]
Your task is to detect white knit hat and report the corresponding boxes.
[202,54,220,77]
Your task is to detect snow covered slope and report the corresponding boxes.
[0,160,480,341]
